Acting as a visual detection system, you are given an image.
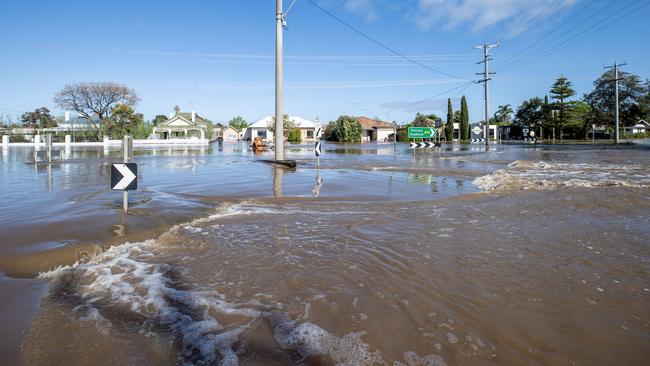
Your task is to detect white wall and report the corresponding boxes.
[376,128,393,142]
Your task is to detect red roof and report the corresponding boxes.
[357,116,393,129]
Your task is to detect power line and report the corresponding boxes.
[489,0,540,42]
[499,1,649,72]
[384,81,475,114]
[306,0,471,81]
[498,0,597,67]
[475,43,499,146]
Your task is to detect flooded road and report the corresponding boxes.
[1,142,649,365]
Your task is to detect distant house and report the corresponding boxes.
[221,126,241,142]
[153,111,209,140]
[243,116,317,142]
[623,120,648,135]
[357,116,394,142]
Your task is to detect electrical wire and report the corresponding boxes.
[306,0,471,81]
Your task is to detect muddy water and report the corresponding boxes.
[2,142,650,365]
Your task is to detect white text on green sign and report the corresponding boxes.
[408,127,436,139]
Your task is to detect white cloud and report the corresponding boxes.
[344,0,379,21]
[412,0,577,35]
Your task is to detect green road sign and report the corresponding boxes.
[408,127,436,139]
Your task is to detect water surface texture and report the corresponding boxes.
[1,142,649,365]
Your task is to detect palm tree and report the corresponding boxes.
[494,104,514,124]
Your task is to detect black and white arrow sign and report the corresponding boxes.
[315,140,322,157]
[111,163,137,190]
[409,141,437,148]
[470,138,485,143]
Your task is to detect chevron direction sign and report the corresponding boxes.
[409,141,437,148]
[315,140,322,157]
[471,138,485,143]
[111,163,137,190]
[407,127,436,139]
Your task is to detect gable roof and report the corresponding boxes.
[162,112,210,126]
[636,119,648,126]
[157,115,197,127]
[357,116,393,129]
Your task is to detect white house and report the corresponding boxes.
[221,126,241,142]
[623,120,648,135]
[243,116,317,142]
[357,117,394,142]
[153,111,208,140]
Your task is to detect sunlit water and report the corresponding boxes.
[1,142,649,365]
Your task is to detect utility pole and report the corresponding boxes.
[604,61,626,144]
[275,0,285,160]
[475,42,499,146]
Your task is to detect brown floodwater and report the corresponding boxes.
[1,142,649,365]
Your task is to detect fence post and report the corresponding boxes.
[65,134,71,149]
[2,135,8,149]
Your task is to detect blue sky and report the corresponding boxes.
[0,0,648,125]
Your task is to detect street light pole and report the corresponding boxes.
[275,0,284,161]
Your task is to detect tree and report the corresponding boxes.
[54,82,139,137]
[515,97,544,128]
[549,76,576,140]
[267,114,297,136]
[152,115,168,126]
[446,98,454,141]
[565,100,592,139]
[411,113,438,127]
[460,95,469,140]
[21,107,57,128]
[331,115,362,143]
[494,104,514,124]
[584,70,646,131]
[228,116,248,132]
[103,104,144,138]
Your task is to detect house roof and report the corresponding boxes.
[635,119,648,127]
[165,112,210,126]
[249,116,316,128]
[357,116,394,130]
[156,115,206,129]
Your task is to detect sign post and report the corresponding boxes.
[111,135,137,213]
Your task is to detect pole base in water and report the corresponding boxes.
[261,159,297,169]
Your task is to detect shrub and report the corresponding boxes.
[287,128,302,143]
[332,115,362,143]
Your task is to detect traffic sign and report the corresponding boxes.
[530,131,535,137]
[111,163,137,190]
[472,126,481,135]
[409,141,438,148]
[314,141,322,157]
[407,127,436,139]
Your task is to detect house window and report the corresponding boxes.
[257,130,267,138]
[306,130,314,138]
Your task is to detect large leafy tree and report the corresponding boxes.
[331,115,362,143]
[104,104,144,138]
[494,104,514,124]
[565,100,592,139]
[515,97,544,130]
[152,114,168,126]
[584,69,646,130]
[460,95,469,140]
[21,107,57,128]
[549,76,576,140]
[228,116,248,131]
[411,113,438,127]
[54,82,139,138]
[446,98,454,141]
[268,114,297,136]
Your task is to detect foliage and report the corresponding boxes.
[54,82,139,138]
[549,76,576,139]
[268,114,297,136]
[460,95,469,140]
[21,107,57,128]
[514,97,544,128]
[102,104,144,139]
[287,128,302,143]
[494,104,514,124]
[228,116,248,132]
[411,113,438,127]
[446,98,454,141]
[584,69,647,128]
[331,115,362,143]
[152,114,168,126]
[322,122,336,141]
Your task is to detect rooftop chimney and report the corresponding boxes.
[64,111,70,122]
[191,111,196,123]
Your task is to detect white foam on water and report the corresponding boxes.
[473,160,650,191]
[268,311,384,365]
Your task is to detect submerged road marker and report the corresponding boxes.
[111,135,137,212]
